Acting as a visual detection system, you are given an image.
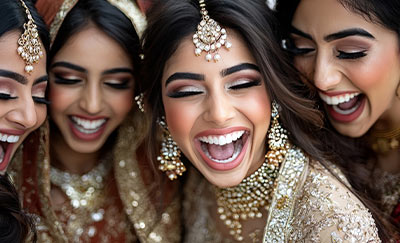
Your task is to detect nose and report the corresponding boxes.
[79,81,103,114]
[203,92,235,125]
[7,96,38,129]
[312,54,341,91]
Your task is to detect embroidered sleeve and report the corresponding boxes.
[288,163,381,242]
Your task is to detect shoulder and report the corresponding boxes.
[289,160,380,242]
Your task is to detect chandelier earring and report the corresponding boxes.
[215,100,290,241]
[157,117,186,180]
[134,93,145,113]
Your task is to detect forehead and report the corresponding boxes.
[293,0,373,35]
[163,30,256,79]
[52,26,132,69]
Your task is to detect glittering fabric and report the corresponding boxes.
[9,111,181,242]
[183,146,380,242]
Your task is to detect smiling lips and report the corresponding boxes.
[195,128,249,171]
[69,115,108,141]
[0,131,23,172]
[319,92,366,123]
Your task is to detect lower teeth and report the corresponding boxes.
[0,146,4,163]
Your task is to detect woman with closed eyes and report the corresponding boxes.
[143,0,381,241]
[276,0,400,238]
[0,0,49,242]
[9,0,181,242]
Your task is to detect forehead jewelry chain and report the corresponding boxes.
[17,0,44,74]
[193,0,232,62]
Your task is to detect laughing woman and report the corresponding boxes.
[0,0,49,242]
[143,0,381,242]
[9,0,180,242]
[275,0,400,234]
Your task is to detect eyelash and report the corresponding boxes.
[167,80,261,98]
[104,79,130,90]
[0,93,17,100]
[54,75,81,85]
[0,93,50,105]
[284,39,367,60]
[336,50,367,59]
[228,80,261,90]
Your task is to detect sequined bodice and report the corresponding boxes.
[183,147,381,242]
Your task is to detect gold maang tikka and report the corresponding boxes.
[17,0,44,74]
[193,0,232,62]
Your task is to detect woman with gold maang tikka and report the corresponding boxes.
[9,0,181,242]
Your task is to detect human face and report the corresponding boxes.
[49,27,134,153]
[289,0,400,137]
[162,31,271,188]
[0,31,48,173]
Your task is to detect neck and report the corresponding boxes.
[50,127,102,175]
[373,96,400,131]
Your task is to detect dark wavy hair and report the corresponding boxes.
[50,0,142,94]
[0,1,48,242]
[275,0,400,239]
[142,0,329,166]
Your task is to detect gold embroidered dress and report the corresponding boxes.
[9,109,181,242]
[8,0,181,241]
[183,145,380,242]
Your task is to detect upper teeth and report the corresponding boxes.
[71,116,106,130]
[198,131,245,146]
[0,132,20,143]
[319,92,360,106]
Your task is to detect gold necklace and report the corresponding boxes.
[369,126,400,154]
[215,142,289,242]
[50,155,112,210]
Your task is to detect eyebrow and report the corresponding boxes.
[221,63,260,77]
[51,61,87,73]
[102,68,134,75]
[165,72,205,86]
[324,28,375,41]
[34,75,49,85]
[290,26,313,40]
[0,69,27,84]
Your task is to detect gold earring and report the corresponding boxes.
[134,93,145,112]
[157,117,186,180]
[17,0,44,74]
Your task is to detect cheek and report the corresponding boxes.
[350,54,400,91]
[163,98,196,146]
[49,86,75,116]
[241,88,271,125]
[107,91,134,119]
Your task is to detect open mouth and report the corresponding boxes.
[319,92,366,123]
[195,129,249,171]
[68,116,108,141]
[0,132,19,171]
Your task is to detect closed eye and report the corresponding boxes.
[53,74,82,85]
[167,86,205,98]
[227,79,261,90]
[336,50,367,59]
[104,79,131,90]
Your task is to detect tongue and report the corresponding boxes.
[337,96,359,110]
[207,143,234,160]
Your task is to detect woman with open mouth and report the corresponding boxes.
[276,0,400,237]
[142,0,381,241]
[0,0,49,242]
[9,0,181,242]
